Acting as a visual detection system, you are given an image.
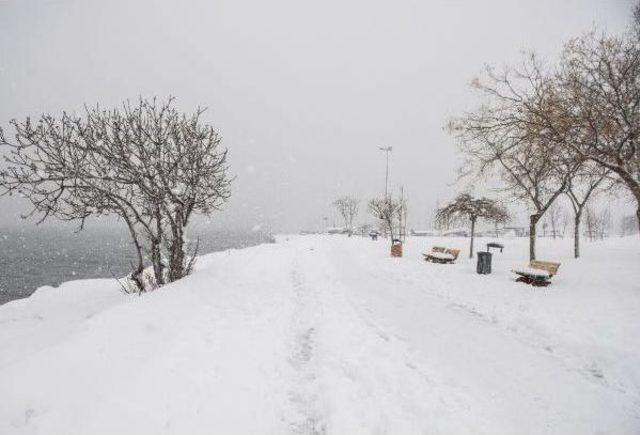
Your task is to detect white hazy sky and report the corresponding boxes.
[0,0,636,232]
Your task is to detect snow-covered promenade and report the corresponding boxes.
[1,235,639,434]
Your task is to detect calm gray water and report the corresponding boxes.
[0,226,274,305]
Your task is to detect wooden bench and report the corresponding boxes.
[512,260,561,287]
[423,247,461,264]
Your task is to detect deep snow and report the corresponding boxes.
[1,235,639,434]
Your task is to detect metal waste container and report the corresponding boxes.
[476,251,492,274]
[391,239,403,257]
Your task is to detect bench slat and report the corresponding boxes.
[529,260,561,276]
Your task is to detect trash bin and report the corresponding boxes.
[476,251,492,274]
[391,239,403,257]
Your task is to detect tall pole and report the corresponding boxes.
[385,151,389,199]
[379,146,392,199]
[399,185,405,242]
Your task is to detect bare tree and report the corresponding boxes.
[601,208,612,239]
[435,193,509,258]
[561,208,570,238]
[557,32,640,236]
[621,214,639,236]
[564,164,609,257]
[585,206,597,241]
[0,97,231,291]
[449,56,579,260]
[368,197,403,246]
[544,203,563,240]
[585,205,611,241]
[332,196,360,237]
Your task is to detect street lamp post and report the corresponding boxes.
[378,146,392,199]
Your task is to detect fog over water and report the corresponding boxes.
[0,0,635,232]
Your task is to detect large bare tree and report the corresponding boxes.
[556,32,640,235]
[449,56,579,260]
[0,97,231,291]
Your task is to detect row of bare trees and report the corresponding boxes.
[543,201,613,239]
[331,192,409,248]
[449,8,640,260]
[0,97,232,292]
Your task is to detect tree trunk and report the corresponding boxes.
[167,212,186,283]
[123,217,145,293]
[150,237,164,286]
[387,217,395,247]
[574,211,582,259]
[469,217,476,258]
[152,207,165,286]
[529,214,540,261]
[168,235,185,282]
[613,170,640,240]
[130,269,144,293]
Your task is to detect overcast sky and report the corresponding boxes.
[0,0,636,232]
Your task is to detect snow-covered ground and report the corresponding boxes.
[1,235,639,434]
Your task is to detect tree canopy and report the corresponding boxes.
[435,194,509,229]
[0,96,232,291]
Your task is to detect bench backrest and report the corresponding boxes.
[529,260,561,276]
[446,248,461,260]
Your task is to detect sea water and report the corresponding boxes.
[0,226,274,305]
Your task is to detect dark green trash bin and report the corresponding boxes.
[476,251,492,274]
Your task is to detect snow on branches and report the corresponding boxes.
[0,96,232,291]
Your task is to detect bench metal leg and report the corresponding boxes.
[516,276,551,287]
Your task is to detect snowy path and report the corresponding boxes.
[322,240,638,433]
[281,241,484,434]
[280,238,639,433]
[282,256,326,434]
[1,235,639,434]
